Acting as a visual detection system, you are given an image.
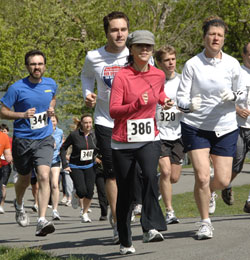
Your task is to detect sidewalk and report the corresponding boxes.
[1,164,250,260]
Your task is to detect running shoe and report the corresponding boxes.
[80,208,83,216]
[243,200,250,213]
[120,245,136,255]
[131,210,136,222]
[36,219,55,236]
[133,204,142,215]
[52,210,61,221]
[31,204,38,213]
[81,213,91,223]
[166,210,180,225]
[143,229,164,243]
[87,208,92,213]
[99,215,107,221]
[113,224,120,245]
[209,192,217,214]
[196,222,214,240]
[221,187,234,205]
[71,191,79,209]
[65,200,72,207]
[0,206,5,214]
[61,197,67,204]
[13,199,30,227]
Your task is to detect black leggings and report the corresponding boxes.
[112,141,167,247]
[70,167,96,199]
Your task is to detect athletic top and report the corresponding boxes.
[0,132,11,168]
[237,65,250,128]
[52,127,63,164]
[60,129,97,169]
[81,46,129,128]
[0,136,12,166]
[110,65,167,143]
[1,77,57,139]
[156,73,182,140]
[177,50,246,134]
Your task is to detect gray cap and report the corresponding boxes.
[126,30,155,47]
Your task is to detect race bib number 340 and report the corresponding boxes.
[30,112,48,130]
[127,118,154,142]
[80,149,94,161]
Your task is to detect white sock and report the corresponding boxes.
[38,217,45,223]
[202,218,211,224]
[15,201,24,211]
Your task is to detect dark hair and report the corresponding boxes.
[51,114,59,123]
[154,45,176,63]
[78,113,93,129]
[25,50,46,65]
[103,11,129,36]
[202,16,228,37]
[243,42,250,54]
[0,124,9,132]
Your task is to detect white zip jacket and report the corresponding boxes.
[177,50,246,133]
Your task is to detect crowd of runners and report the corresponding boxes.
[0,10,250,256]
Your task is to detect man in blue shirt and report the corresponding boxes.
[0,50,57,236]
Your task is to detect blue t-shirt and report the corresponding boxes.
[1,77,57,139]
[52,127,63,164]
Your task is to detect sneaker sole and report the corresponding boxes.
[120,249,135,255]
[197,234,213,240]
[36,224,55,237]
[144,234,164,243]
[166,219,180,225]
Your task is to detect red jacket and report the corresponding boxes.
[110,65,167,142]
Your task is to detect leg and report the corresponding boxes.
[15,173,31,205]
[189,148,211,220]
[50,166,60,211]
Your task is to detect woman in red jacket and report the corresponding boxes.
[110,30,173,255]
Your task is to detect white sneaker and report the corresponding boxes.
[120,245,136,255]
[31,204,38,212]
[87,208,92,213]
[209,192,217,214]
[80,208,83,217]
[166,210,180,225]
[113,224,120,245]
[71,191,79,209]
[81,213,91,223]
[143,229,164,243]
[134,204,142,215]
[52,210,61,220]
[61,197,67,204]
[0,205,5,214]
[131,210,136,222]
[109,211,115,228]
[196,222,214,240]
[65,200,72,207]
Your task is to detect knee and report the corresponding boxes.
[195,174,210,188]
[37,173,50,184]
[170,175,180,184]
[51,182,59,190]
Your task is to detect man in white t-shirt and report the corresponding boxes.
[221,42,250,209]
[81,11,129,244]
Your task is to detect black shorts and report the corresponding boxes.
[160,138,185,165]
[12,135,54,175]
[0,164,12,186]
[51,161,60,168]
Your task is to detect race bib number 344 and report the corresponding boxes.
[30,112,48,130]
[127,118,154,142]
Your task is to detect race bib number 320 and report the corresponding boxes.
[30,112,48,130]
[127,118,154,142]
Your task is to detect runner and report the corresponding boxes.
[155,45,185,224]
[60,114,97,223]
[0,124,13,214]
[50,115,63,220]
[110,30,173,255]
[0,49,57,236]
[81,11,129,243]
[176,16,246,239]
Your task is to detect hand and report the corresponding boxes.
[142,92,148,105]
[162,98,174,110]
[190,94,201,112]
[236,107,250,119]
[24,107,36,118]
[64,167,71,173]
[85,93,97,108]
[220,89,236,101]
[47,106,54,117]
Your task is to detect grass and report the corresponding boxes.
[160,184,250,218]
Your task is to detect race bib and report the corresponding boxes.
[30,111,48,130]
[157,108,178,127]
[127,118,154,142]
[80,149,94,161]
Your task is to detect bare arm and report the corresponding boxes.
[3,148,12,163]
[47,95,56,117]
[0,104,36,120]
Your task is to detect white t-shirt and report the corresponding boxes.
[237,65,250,128]
[81,46,129,128]
[177,50,246,133]
[156,73,183,140]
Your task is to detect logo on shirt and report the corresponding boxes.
[44,89,52,93]
[102,65,123,88]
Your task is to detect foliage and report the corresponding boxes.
[0,0,249,128]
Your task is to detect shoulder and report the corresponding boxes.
[85,46,106,62]
[149,65,165,78]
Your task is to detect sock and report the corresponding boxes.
[15,200,24,211]
[202,218,211,224]
[38,217,45,223]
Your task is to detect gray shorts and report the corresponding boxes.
[12,135,54,175]
[160,138,185,165]
[233,127,250,174]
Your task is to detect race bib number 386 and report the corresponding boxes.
[30,111,48,130]
[127,118,154,142]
